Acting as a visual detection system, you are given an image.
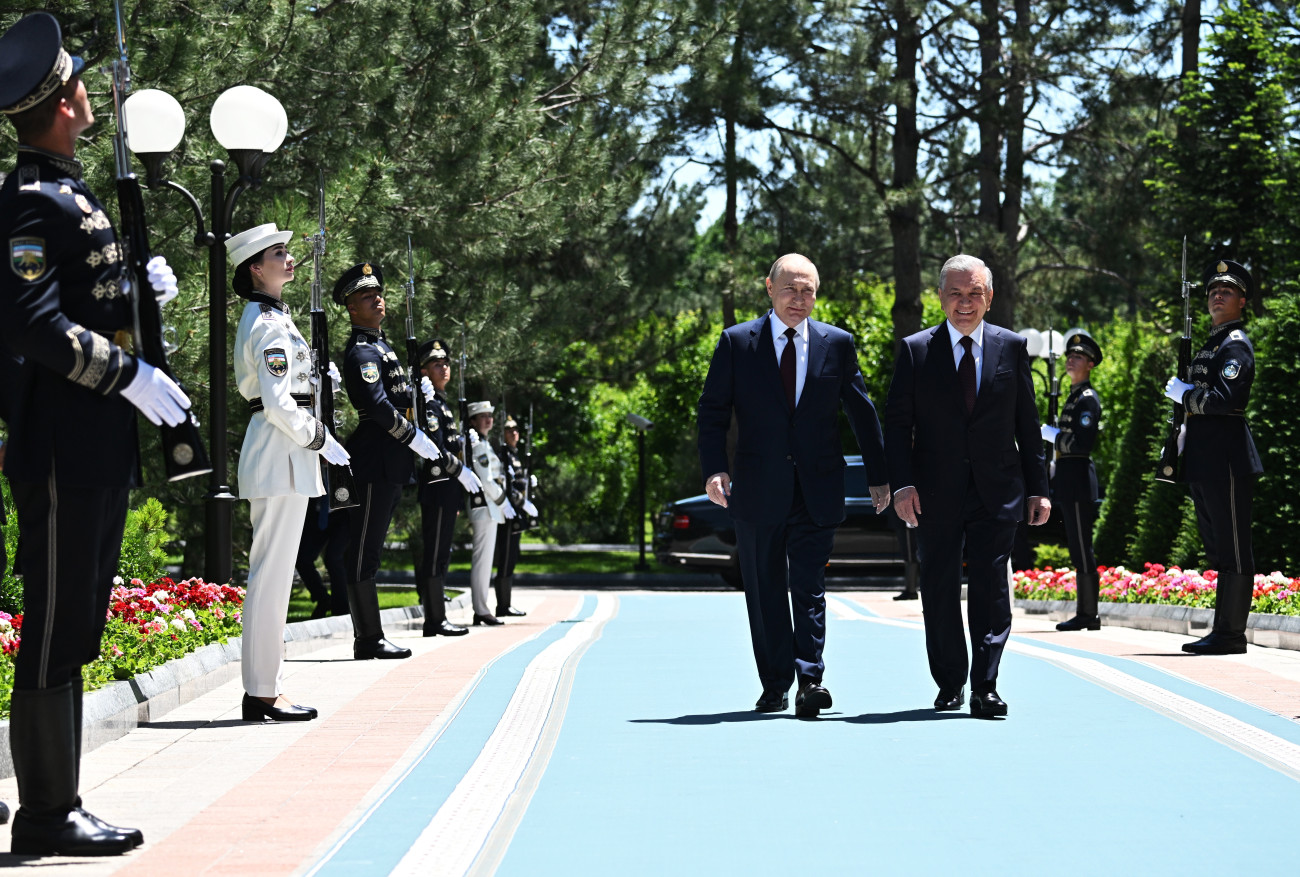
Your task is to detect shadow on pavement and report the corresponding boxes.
[138,719,250,731]
[629,711,793,725]
[833,708,974,724]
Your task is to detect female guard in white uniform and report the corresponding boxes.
[466,402,516,625]
[228,223,350,721]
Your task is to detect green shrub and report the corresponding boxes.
[116,498,172,585]
[1033,543,1073,570]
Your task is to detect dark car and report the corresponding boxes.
[653,455,904,586]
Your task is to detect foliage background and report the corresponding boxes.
[1,0,1297,583]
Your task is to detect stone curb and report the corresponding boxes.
[0,594,471,781]
[1015,598,1300,649]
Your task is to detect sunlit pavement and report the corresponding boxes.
[3,588,1299,875]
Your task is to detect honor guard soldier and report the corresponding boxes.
[1164,259,1262,655]
[0,13,192,856]
[1040,333,1104,631]
[337,262,458,658]
[493,414,539,617]
[415,339,481,636]
[466,402,517,625]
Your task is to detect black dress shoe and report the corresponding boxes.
[1056,614,1101,631]
[970,690,1008,718]
[1182,632,1248,655]
[795,681,832,718]
[934,687,964,711]
[754,688,788,712]
[241,693,315,722]
[497,606,527,617]
[11,807,138,856]
[77,808,143,848]
[424,620,469,637]
[353,637,413,659]
[893,591,919,601]
[473,613,505,626]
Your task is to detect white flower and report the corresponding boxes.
[170,618,186,631]
[181,608,196,620]
[113,575,124,585]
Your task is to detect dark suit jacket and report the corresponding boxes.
[885,321,1048,522]
[697,311,887,528]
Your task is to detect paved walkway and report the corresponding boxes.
[3,589,1299,875]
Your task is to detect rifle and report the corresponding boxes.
[1156,237,1195,482]
[404,237,442,484]
[458,327,470,465]
[308,172,357,510]
[522,402,539,530]
[1045,328,1060,465]
[109,0,211,481]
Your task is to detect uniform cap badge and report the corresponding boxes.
[1217,261,1228,274]
[264,348,289,377]
[9,236,45,280]
[360,362,380,383]
[362,263,373,275]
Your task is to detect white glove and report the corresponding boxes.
[529,474,538,488]
[420,375,436,403]
[1177,423,1187,455]
[320,432,350,466]
[457,467,482,493]
[521,499,538,517]
[327,361,342,393]
[146,255,179,305]
[121,360,190,426]
[409,429,440,461]
[1164,377,1194,404]
[1040,424,1060,442]
[502,502,517,520]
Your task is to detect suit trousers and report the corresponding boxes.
[245,494,310,697]
[417,485,459,582]
[917,476,1016,694]
[1189,465,1255,576]
[733,476,836,690]
[10,477,128,691]
[469,515,498,617]
[494,523,522,578]
[346,481,404,586]
[1062,497,1098,580]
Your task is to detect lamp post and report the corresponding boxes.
[626,414,654,571]
[124,85,288,585]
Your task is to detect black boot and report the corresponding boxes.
[1057,571,1102,631]
[71,678,143,847]
[496,574,526,617]
[10,684,136,856]
[348,578,412,659]
[1183,571,1252,655]
[423,575,467,637]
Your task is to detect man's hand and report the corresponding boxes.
[1177,423,1186,455]
[146,255,179,305]
[521,499,539,517]
[705,472,731,508]
[1027,495,1051,526]
[894,486,921,528]
[1040,424,1060,442]
[420,375,436,403]
[121,361,191,426]
[869,483,891,514]
[502,502,517,520]
[409,430,439,461]
[1164,377,1193,404]
[328,361,342,394]
[319,433,350,466]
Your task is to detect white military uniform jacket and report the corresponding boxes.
[234,294,327,499]
[468,429,509,524]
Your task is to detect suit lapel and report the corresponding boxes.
[798,320,829,412]
[751,312,788,412]
[929,323,964,419]
[975,325,1003,415]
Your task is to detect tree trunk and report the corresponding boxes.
[1177,1,1200,152]
[721,28,743,329]
[975,0,1012,326]
[888,1,923,344]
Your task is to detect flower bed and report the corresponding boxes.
[0,576,245,718]
[1014,563,1300,616]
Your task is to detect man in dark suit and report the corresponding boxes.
[698,254,890,718]
[885,254,1050,718]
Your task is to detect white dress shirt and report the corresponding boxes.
[946,320,985,394]
[770,312,809,404]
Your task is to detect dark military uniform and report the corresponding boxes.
[492,432,530,615]
[414,338,471,636]
[335,262,418,658]
[0,11,146,855]
[1179,259,1262,656]
[0,147,141,692]
[1052,378,1102,626]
